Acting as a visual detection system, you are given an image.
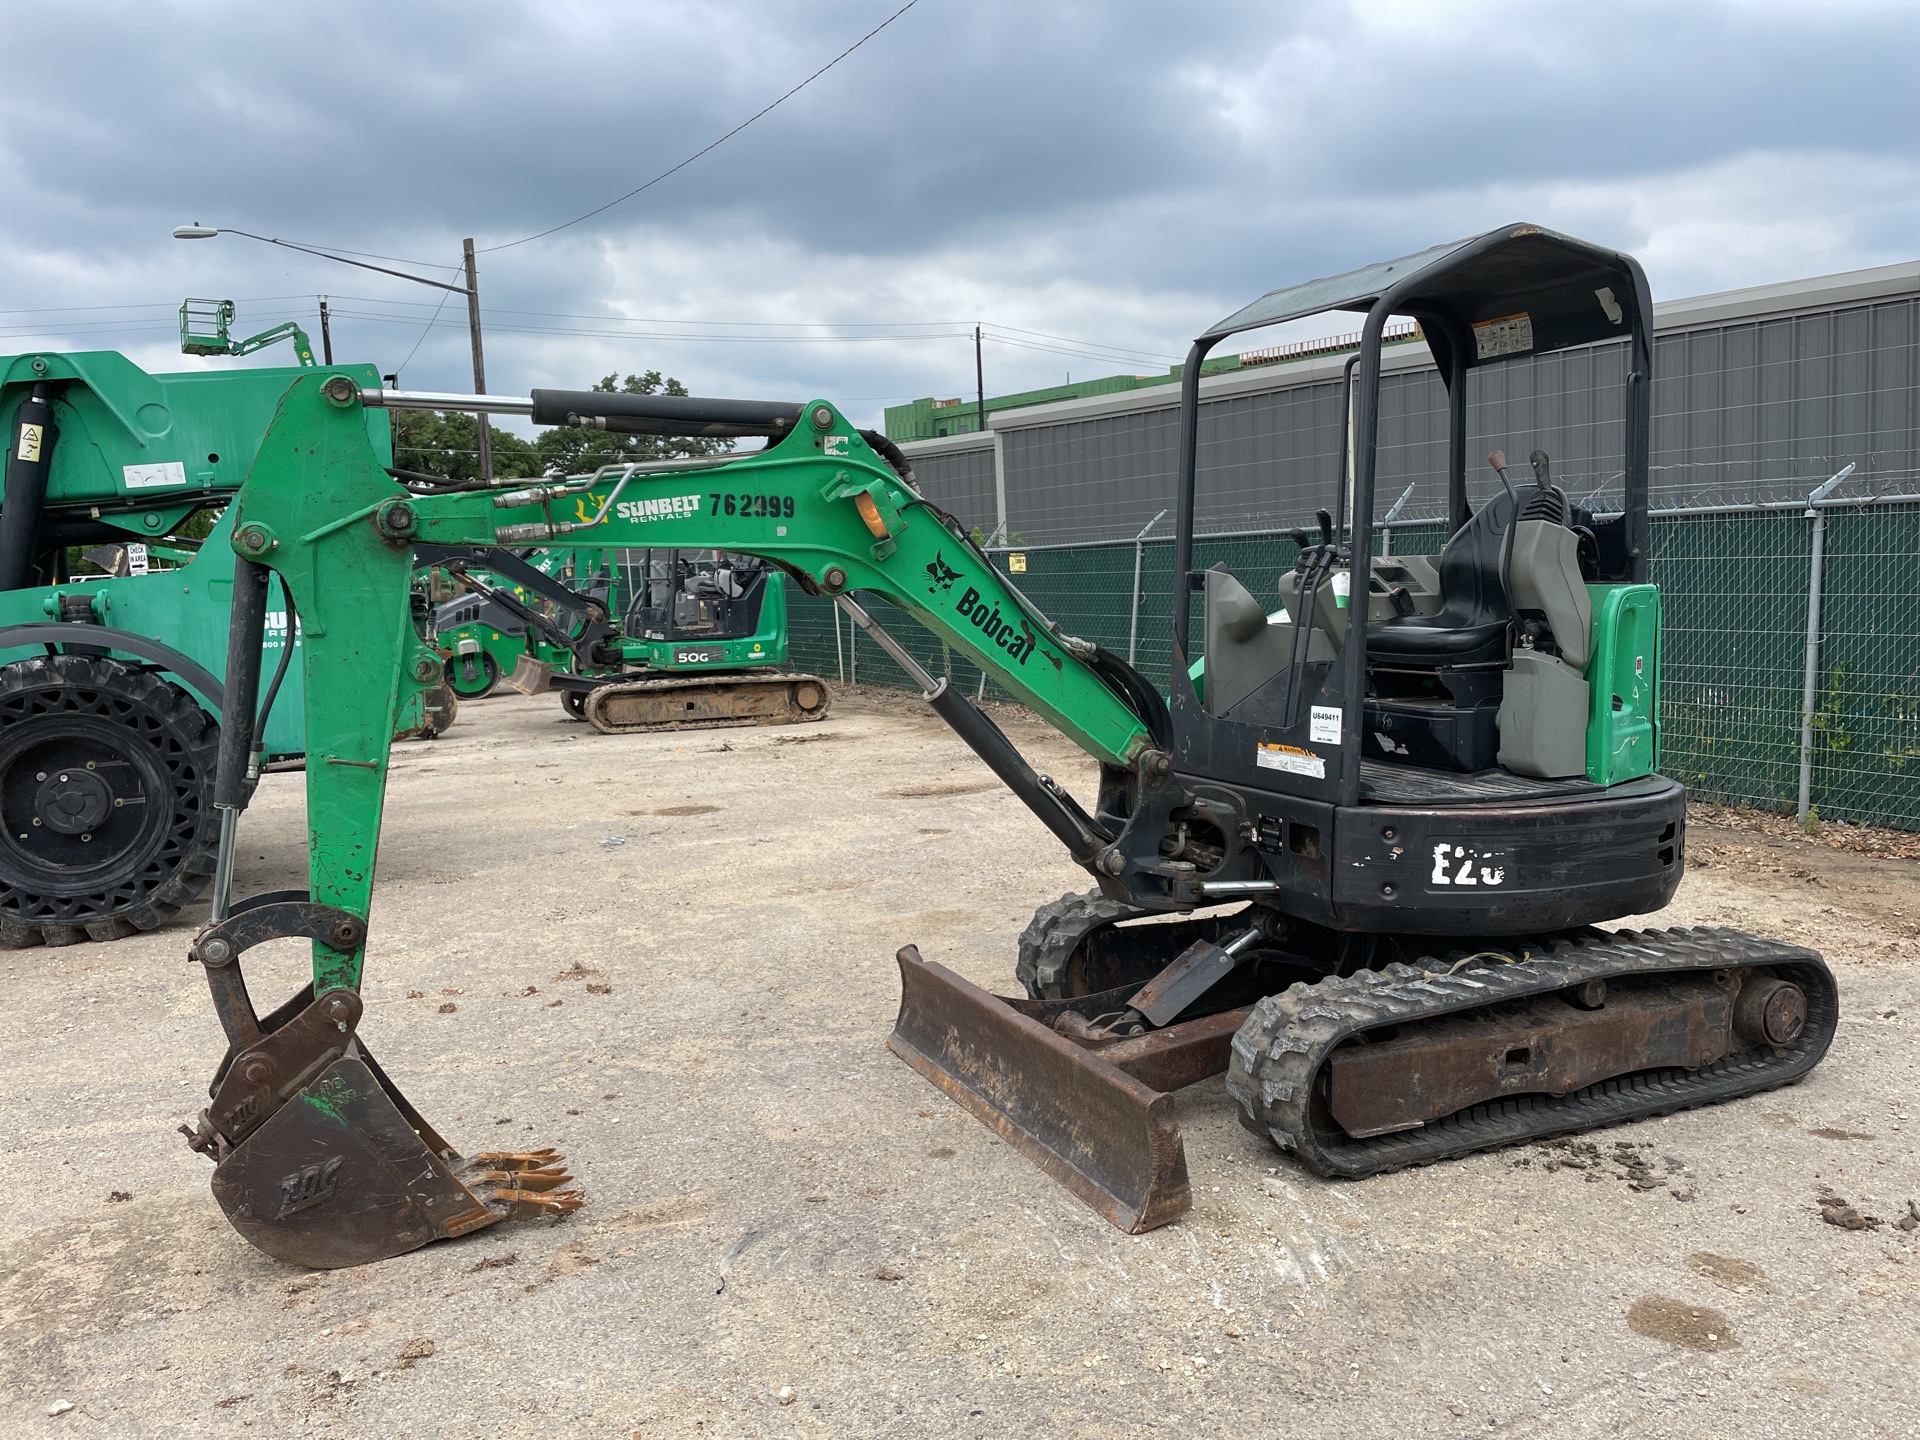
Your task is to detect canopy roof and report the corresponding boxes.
[1202,223,1645,372]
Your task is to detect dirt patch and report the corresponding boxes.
[884,780,1004,798]
[1692,800,1920,862]
[1626,1296,1737,1351]
[1510,1137,1697,1199]
[655,803,722,816]
[1685,1252,1775,1293]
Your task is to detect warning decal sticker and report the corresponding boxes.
[1473,312,1534,361]
[1255,741,1326,780]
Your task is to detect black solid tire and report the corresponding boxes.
[560,688,588,721]
[0,654,220,948]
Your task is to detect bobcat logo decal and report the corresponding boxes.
[925,551,962,594]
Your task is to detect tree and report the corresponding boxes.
[388,372,729,482]
[532,372,733,477]
[389,409,538,482]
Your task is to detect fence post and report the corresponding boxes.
[1127,510,1168,666]
[1797,463,1856,826]
[1379,483,1417,558]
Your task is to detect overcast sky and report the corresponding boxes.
[3,0,1915,429]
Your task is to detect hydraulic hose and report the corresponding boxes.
[254,578,298,741]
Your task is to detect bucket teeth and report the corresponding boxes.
[470,1165,574,1191]
[489,1186,586,1222]
[459,1150,582,1218]
[470,1148,567,1170]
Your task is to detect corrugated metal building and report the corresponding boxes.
[899,261,1920,544]
[789,259,1920,830]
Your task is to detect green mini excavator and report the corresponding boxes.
[174,224,1834,1268]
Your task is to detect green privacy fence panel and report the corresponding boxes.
[1808,504,1920,827]
[1651,511,1811,815]
[784,509,1920,830]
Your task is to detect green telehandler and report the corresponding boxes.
[0,333,459,949]
[176,224,1834,1269]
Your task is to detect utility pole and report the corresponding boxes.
[974,324,987,437]
[463,238,492,481]
[317,297,333,365]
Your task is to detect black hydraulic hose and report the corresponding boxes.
[856,428,918,488]
[214,558,271,813]
[1085,644,1172,753]
[385,465,491,493]
[0,381,57,590]
[255,578,298,737]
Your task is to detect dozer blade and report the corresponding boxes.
[507,653,554,694]
[208,1042,580,1269]
[888,946,1242,1234]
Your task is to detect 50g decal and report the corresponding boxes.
[709,492,795,519]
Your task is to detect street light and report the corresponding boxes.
[173,222,496,479]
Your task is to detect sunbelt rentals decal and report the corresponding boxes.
[613,493,703,523]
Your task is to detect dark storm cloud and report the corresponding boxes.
[1,1,1915,422]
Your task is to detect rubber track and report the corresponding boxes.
[1224,926,1837,1177]
[583,672,830,735]
[1015,890,1143,999]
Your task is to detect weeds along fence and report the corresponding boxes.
[785,495,1920,832]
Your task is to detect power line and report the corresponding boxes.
[395,288,456,375]
[477,0,920,254]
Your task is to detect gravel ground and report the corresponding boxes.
[3,687,1916,1439]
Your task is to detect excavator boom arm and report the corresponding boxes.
[224,377,1155,994]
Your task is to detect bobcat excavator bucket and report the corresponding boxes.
[181,899,582,1269]
[887,947,1245,1233]
[181,555,578,1268]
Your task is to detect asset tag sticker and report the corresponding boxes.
[1310,705,1342,745]
[1473,311,1534,361]
[123,461,187,489]
[1256,741,1325,779]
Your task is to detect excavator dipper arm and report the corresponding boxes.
[188,374,1187,1265]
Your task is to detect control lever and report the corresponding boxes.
[1486,449,1517,503]
[1315,508,1335,547]
[1530,448,1552,491]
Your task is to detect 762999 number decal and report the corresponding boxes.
[709,493,795,518]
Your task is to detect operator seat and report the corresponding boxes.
[1366,486,1522,668]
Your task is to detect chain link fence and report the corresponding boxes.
[787,494,1920,831]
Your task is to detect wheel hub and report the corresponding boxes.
[34,766,113,836]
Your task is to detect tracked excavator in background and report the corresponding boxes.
[429,541,829,732]
[177,224,1834,1268]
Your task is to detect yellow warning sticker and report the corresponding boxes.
[1255,741,1325,779]
[16,423,43,462]
[1008,553,1028,573]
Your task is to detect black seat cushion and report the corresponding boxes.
[1368,486,1520,667]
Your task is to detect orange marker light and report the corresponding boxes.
[854,491,890,539]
